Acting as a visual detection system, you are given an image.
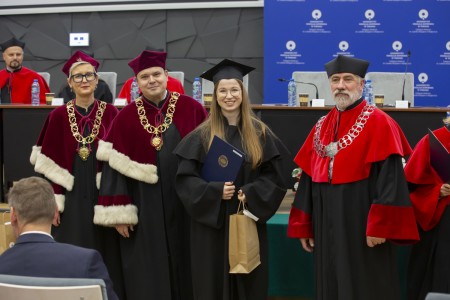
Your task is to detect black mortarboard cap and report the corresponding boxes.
[0,37,25,51]
[324,55,369,78]
[200,59,255,84]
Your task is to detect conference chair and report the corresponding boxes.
[168,71,185,87]
[97,72,117,99]
[37,72,51,86]
[365,72,414,107]
[201,74,249,103]
[292,71,333,106]
[0,274,107,300]
[425,292,450,300]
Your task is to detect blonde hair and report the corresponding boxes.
[68,61,96,78]
[196,79,268,169]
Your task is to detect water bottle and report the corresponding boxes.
[31,79,40,106]
[192,77,203,104]
[130,77,139,102]
[364,79,374,105]
[288,78,297,107]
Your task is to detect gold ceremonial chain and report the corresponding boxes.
[67,100,107,161]
[135,92,180,151]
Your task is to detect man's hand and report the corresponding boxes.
[440,183,450,198]
[300,238,315,253]
[366,236,386,247]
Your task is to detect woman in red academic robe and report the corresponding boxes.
[30,51,118,250]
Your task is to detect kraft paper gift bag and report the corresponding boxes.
[228,201,261,274]
[0,211,15,254]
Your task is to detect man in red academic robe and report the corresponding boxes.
[118,74,185,103]
[0,37,50,104]
[93,50,207,300]
[287,55,419,300]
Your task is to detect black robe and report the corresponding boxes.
[94,92,207,300]
[174,122,288,300]
[288,100,419,300]
[51,104,103,248]
[30,101,122,297]
[295,158,409,300]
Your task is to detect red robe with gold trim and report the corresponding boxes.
[0,67,50,104]
[30,101,118,251]
[30,100,118,211]
[287,99,419,300]
[94,92,207,300]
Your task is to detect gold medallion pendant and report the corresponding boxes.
[151,136,163,151]
[67,100,107,162]
[78,145,90,161]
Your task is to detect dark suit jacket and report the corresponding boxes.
[0,233,118,300]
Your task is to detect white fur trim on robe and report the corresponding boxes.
[34,152,74,191]
[96,172,102,190]
[30,145,42,165]
[55,194,65,213]
[93,204,138,226]
[97,140,158,184]
[96,140,112,162]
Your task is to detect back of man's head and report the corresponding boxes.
[8,177,56,226]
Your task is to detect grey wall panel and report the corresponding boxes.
[0,7,263,103]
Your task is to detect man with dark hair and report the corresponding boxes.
[0,37,50,104]
[0,176,118,300]
[287,55,419,300]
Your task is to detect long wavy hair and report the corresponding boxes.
[196,79,268,169]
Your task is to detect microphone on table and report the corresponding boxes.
[278,77,319,99]
[401,50,411,101]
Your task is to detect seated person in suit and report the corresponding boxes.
[0,176,118,300]
[57,50,113,104]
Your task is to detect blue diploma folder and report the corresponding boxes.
[428,129,450,183]
[201,135,245,182]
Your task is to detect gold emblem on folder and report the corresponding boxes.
[218,155,229,168]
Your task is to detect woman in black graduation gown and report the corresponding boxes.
[30,50,118,250]
[174,59,288,300]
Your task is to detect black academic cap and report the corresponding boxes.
[324,55,369,78]
[0,37,25,51]
[200,59,255,84]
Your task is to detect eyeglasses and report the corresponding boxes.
[217,88,241,97]
[71,72,97,83]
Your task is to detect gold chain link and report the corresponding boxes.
[135,92,179,150]
[66,100,107,160]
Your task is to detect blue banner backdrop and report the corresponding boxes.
[264,0,450,107]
